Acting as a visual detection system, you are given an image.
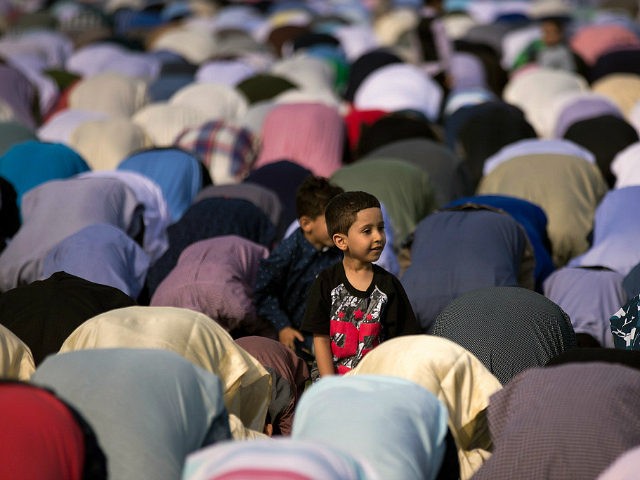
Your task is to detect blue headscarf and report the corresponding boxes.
[0,140,89,214]
[293,375,449,480]
[445,195,555,291]
[118,147,205,223]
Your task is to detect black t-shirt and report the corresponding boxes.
[302,262,420,373]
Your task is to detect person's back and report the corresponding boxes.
[253,176,343,357]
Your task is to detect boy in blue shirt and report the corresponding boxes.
[254,176,344,357]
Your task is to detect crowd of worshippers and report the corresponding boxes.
[3,0,640,478]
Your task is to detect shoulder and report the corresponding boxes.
[319,261,343,282]
[373,264,395,283]
[282,228,305,249]
[268,229,305,256]
[373,264,406,293]
[310,262,345,293]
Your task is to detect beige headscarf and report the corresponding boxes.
[269,54,336,95]
[0,323,35,380]
[169,83,249,123]
[148,25,217,65]
[59,306,271,433]
[70,117,151,170]
[68,72,149,117]
[592,73,640,119]
[132,102,209,147]
[347,335,501,480]
[478,153,608,267]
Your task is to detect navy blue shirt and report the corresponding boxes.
[254,228,342,335]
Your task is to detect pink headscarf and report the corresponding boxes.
[150,235,269,333]
[570,24,640,66]
[254,102,344,177]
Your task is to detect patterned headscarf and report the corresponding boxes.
[175,120,259,185]
[474,363,640,479]
[610,292,640,350]
[433,286,576,384]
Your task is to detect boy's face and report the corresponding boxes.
[342,207,386,262]
[541,20,563,46]
[301,214,334,250]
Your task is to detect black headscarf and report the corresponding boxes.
[563,114,639,188]
[0,272,135,365]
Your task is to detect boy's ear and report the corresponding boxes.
[299,215,313,232]
[333,233,348,251]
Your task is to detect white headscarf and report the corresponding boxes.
[503,67,589,138]
[612,141,640,188]
[354,63,443,122]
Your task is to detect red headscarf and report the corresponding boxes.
[0,383,85,480]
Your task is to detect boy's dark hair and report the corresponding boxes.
[295,175,344,219]
[325,191,381,236]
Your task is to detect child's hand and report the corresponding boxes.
[279,327,304,351]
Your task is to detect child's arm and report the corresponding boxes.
[313,334,335,377]
[279,326,304,350]
[302,268,335,375]
[254,246,294,337]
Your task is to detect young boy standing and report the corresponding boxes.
[302,191,420,377]
[254,176,344,357]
